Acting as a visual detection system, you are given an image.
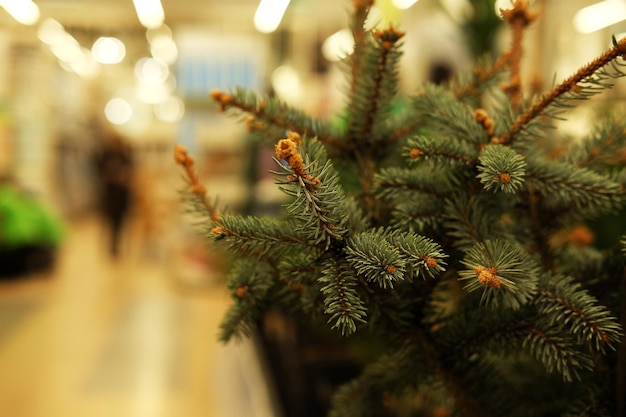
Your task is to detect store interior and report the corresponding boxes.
[0,0,625,416]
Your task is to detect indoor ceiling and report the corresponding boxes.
[0,0,347,37]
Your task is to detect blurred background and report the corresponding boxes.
[0,0,625,416]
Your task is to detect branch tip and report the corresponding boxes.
[500,0,537,26]
[474,266,502,289]
[210,89,233,111]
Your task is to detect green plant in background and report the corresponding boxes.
[0,184,64,250]
[177,0,626,415]
[463,0,505,58]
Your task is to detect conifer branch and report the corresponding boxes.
[277,252,322,288]
[342,26,404,216]
[210,216,310,258]
[219,260,274,341]
[500,0,537,108]
[535,275,623,352]
[346,27,404,144]
[525,159,624,214]
[374,166,455,202]
[412,84,489,146]
[454,52,511,99]
[319,257,368,335]
[435,306,527,360]
[209,89,345,150]
[354,151,378,217]
[384,230,447,279]
[329,345,434,417]
[415,328,488,417]
[176,1,626,414]
[405,136,477,166]
[523,323,594,382]
[274,133,349,248]
[459,240,539,309]
[346,232,407,289]
[348,0,375,109]
[499,36,626,145]
[563,394,612,417]
[474,108,497,142]
[386,114,424,143]
[391,196,443,232]
[438,306,594,383]
[219,304,254,342]
[174,144,220,222]
[617,269,626,417]
[568,119,626,169]
[477,144,527,194]
[358,282,417,335]
[442,194,511,251]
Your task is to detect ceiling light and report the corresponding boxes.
[49,33,82,63]
[254,0,290,33]
[322,29,354,62]
[271,65,301,103]
[494,0,513,18]
[136,80,173,103]
[105,98,133,125]
[37,18,65,45]
[573,0,626,34]
[146,24,172,43]
[70,48,101,79]
[392,0,419,10]
[150,35,178,65]
[92,37,126,64]
[134,57,169,84]
[154,96,185,123]
[133,0,165,29]
[1,0,40,25]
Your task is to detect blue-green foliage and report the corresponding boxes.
[182,2,626,415]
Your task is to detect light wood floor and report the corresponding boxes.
[0,216,280,417]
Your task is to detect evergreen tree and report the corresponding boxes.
[175,1,626,415]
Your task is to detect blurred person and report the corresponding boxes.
[94,130,134,258]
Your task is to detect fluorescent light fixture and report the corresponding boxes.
[392,0,418,10]
[1,0,40,25]
[133,0,165,29]
[92,37,126,64]
[70,48,101,79]
[37,18,65,45]
[254,0,290,33]
[146,24,172,43]
[49,33,82,63]
[573,0,626,34]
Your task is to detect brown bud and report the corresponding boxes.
[475,108,489,122]
[475,266,501,289]
[498,172,512,184]
[424,257,438,268]
[236,286,248,298]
